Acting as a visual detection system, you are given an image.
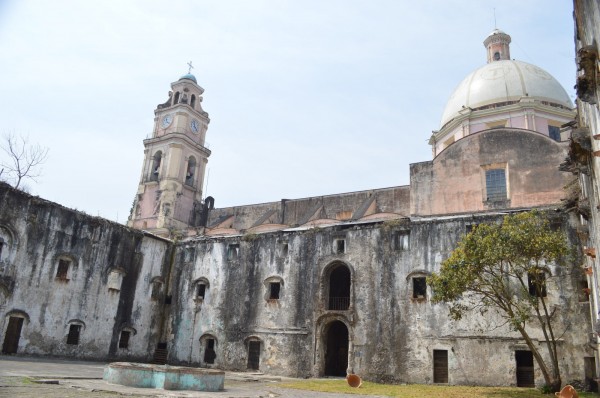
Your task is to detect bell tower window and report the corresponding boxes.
[190,94,196,109]
[185,156,196,186]
[173,91,180,104]
[151,151,162,181]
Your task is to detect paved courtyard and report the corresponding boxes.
[0,356,383,397]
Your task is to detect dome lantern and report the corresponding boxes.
[484,29,511,63]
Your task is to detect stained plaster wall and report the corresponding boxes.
[411,129,572,216]
[165,211,590,386]
[0,183,172,361]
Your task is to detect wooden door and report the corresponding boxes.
[2,317,24,354]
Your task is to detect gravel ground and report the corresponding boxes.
[0,357,383,398]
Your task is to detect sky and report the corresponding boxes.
[0,1,576,223]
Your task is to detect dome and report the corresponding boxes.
[440,60,573,128]
[179,73,197,83]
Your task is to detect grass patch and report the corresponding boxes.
[278,379,598,397]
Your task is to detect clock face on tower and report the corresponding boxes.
[161,114,173,128]
[190,119,199,133]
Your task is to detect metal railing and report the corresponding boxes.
[328,296,350,311]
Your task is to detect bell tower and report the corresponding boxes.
[128,68,211,236]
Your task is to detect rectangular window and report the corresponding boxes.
[579,280,590,302]
[56,259,70,280]
[413,277,427,299]
[227,244,239,260]
[119,331,131,349]
[269,282,281,300]
[548,125,561,141]
[335,239,345,254]
[196,283,206,299]
[528,270,547,297]
[433,350,448,383]
[393,231,410,250]
[66,325,81,345]
[485,169,507,201]
[281,243,289,257]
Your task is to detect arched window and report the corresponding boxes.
[150,276,164,301]
[185,156,196,186]
[173,91,180,105]
[326,263,351,310]
[190,94,196,109]
[151,151,162,181]
[192,277,210,302]
[0,225,16,264]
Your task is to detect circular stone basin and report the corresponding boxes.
[103,362,224,391]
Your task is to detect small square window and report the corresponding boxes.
[184,247,195,262]
[465,224,478,234]
[66,324,81,345]
[393,232,410,250]
[413,277,427,299]
[196,283,206,299]
[269,282,280,300]
[227,244,239,260]
[56,259,70,281]
[335,239,345,254]
[107,270,123,292]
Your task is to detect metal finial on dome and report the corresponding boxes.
[187,61,194,74]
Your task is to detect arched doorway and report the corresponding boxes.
[328,265,350,310]
[324,320,348,376]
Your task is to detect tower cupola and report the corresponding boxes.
[483,29,511,63]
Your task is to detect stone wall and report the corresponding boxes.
[0,183,172,362]
[166,210,591,386]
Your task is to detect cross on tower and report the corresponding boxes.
[187,61,194,74]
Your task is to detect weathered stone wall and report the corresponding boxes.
[206,185,411,232]
[0,183,172,361]
[572,0,600,384]
[167,211,591,386]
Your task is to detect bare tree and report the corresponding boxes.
[0,133,49,190]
